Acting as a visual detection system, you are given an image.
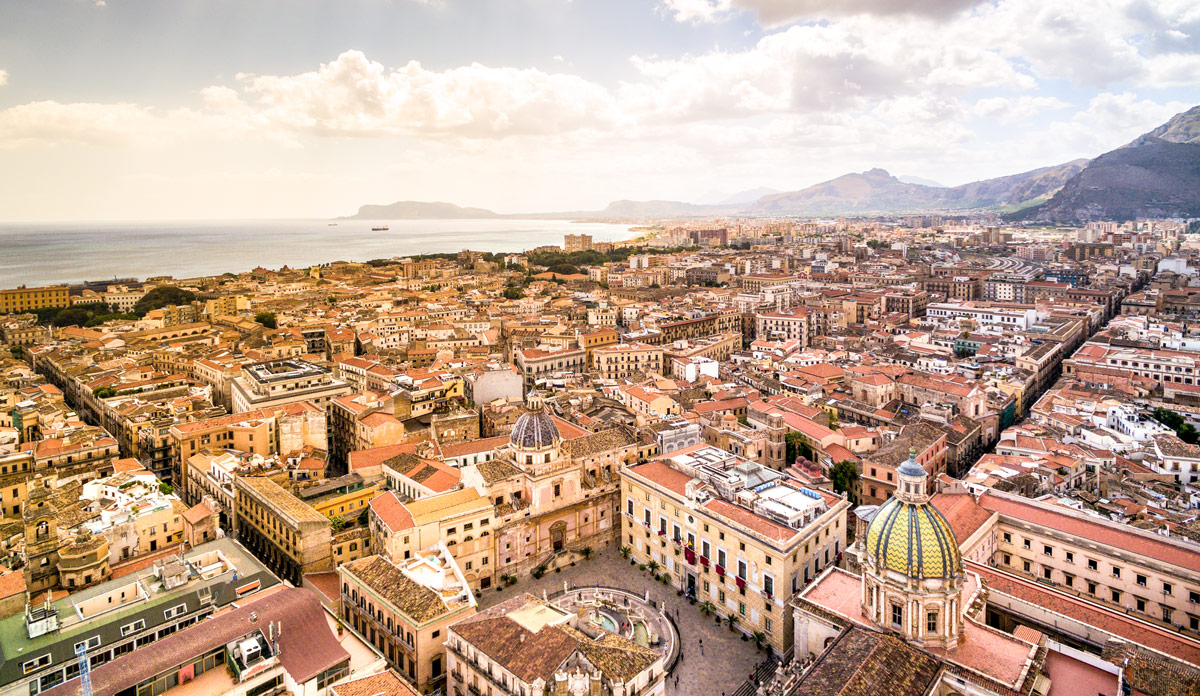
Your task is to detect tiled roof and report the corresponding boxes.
[970,562,1200,665]
[43,588,348,696]
[343,555,450,623]
[930,493,993,542]
[626,460,693,497]
[978,491,1200,572]
[330,669,420,696]
[369,491,414,532]
[791,626,941,696]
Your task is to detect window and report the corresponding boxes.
[1003,553,1011,565]
[1065,551,1074,563]
[1136,597,1146,612]
[1023,560,1031,573]
[627,499,634,515]
[1043,545,1053,556]
[74,636,101,652]
[927,612,938,633]
[1164,607,1173,623]
[1023,539,1031,550]
[891,605,902,628]
[765,618,772,633]
[1002,532,1011,543]
[163,604,187,620]
[553,484,561,497]
[738,602,746,616]
[23,654,51,675]
[764,575,774,597]
[1043,567,1052,580]
[718,550,727,568]
[1064,574,1074,588]
[1112,567,1121,579]
[120,619,146,637]
[738,560,747,580]
[1087,581,1096,595]
[1137,574,1147,587]
[1111,589,1121,603]
[1164,583,1172,596]
[1190,590,1199,604]
[1087,559,1098,571]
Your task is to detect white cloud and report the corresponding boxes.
[972,95,1070,122]
[664,0,982,24]
[0,70,7,87]
[662,0,733,23]
[227,50,621,139]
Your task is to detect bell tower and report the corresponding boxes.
[22,474,60,595]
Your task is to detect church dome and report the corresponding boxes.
[510,392,561,450]
[864,495,961,580]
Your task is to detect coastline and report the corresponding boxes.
[0,218,646,288]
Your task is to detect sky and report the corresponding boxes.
[0,0,1198,221]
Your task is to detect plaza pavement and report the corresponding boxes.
[478,545,765,696]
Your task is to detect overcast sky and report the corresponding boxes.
[1,0,1198,221]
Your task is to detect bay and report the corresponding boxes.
[0,219,638,287]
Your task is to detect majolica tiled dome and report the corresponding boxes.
[510,393,560,450]
[864,496,961,580]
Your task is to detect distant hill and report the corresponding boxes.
[897,175,946,188]
[712,187,781,205]
[342,200,498,220]
[1012,105,1200,223]
[751,161,1090,216]
[591,200,733,218]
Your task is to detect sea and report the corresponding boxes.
[0,219,640,288]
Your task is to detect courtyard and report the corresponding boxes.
[478,545,767,696]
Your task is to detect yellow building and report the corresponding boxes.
[369,488,496,589]
[235,475,333,584]
[621,445,851,655]
[0,285,69,314]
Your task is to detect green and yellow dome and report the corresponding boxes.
[864,496,962,580]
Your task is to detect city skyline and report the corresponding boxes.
[1,0,1198,221]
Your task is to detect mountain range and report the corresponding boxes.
[344,105,1200,223]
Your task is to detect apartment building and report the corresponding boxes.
[591,342,664,380]
[170,402,326,491]
[230,359,351,413]
[514,346,586,388]
[369,489,496,590]
[622,445,851,655]
[755,309,810,347]
[338,546,476,690]
[234,475,332,584]
[0,286,69,314]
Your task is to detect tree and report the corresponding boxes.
[93,387,117,399]
[829,460,860,503]
[52,308,91,327]
[159,483,174,495]
[646,560,660,574]
[698,600,717,616]
[330,515,346,534]
[1152,407,1199,444]
[254,312,277,329]
[502,286,524,300]
[785,431,812,464]
[133,286,196,316]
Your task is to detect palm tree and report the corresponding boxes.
[698,601,717,617]
[646,560,661,574]
[725,613,739,631]
[619,546,632,559]
[581,546,593,560]
[753,632,767,650]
